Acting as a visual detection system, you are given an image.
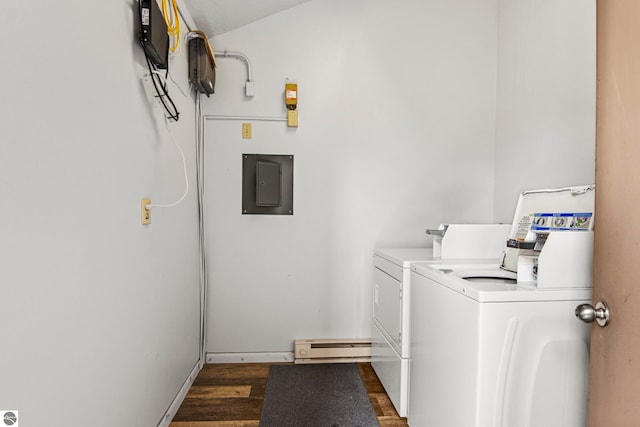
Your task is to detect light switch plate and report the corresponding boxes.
[242,123,252,139]
[141,198,151,225]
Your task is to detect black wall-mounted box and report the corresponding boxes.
[188,36,216,96]
[242,154,293,215]
[139,0,169,69]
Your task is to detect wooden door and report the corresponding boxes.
[590,1,640,425]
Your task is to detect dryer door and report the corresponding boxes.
[373,266,403,353]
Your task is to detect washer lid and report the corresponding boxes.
[446,267,516,281]
[411,261,592,303]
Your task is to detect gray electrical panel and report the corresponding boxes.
[242,154,293,215]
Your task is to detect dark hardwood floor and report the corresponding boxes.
[170,362,409,427]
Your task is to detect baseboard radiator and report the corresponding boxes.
[293,339,371,364]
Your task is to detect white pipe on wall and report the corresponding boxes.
[204,115,286,122]
[214,50,253,81]
[214,50,255,96]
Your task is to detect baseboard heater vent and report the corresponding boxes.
[293,339,371,364]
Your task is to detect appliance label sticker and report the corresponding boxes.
[515,215,533,240]
[1,411,18,426]
[530,212,593,232]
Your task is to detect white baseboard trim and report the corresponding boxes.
[206,352,294,364]
[157,360,202,427]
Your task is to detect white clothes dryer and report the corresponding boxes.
[372,225,510,418]
[372,248,432,417]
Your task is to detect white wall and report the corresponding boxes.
[204,0,498,355]
[0,2,201,426]
[493,0,596,221]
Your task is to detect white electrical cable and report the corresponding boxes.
[150,70,188,98]
[147,118,189,209]
[167,71,189,97]
[195,93,208,365]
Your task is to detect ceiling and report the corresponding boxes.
[181,0,313,37]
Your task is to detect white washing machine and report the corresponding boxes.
[372,248,432,417]
[408,186,596,427]
[408,262,591,427]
